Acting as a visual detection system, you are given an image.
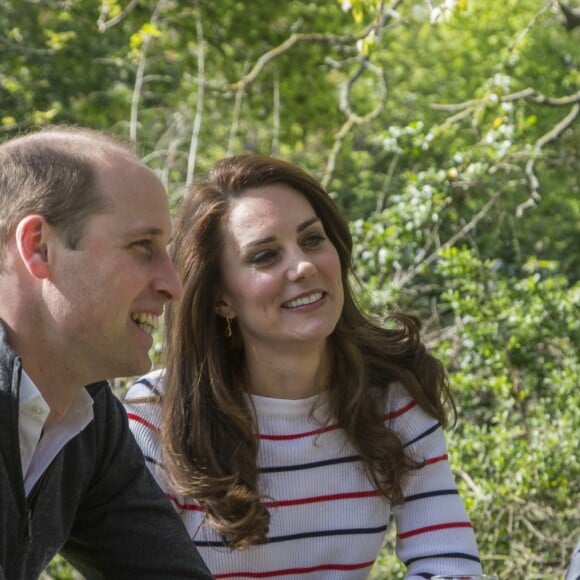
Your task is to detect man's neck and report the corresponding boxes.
[24,360,87,427]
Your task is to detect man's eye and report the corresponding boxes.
[133,240,153,256]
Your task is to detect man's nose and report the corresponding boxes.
[154,255,183,301]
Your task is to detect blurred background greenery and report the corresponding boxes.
[2,0,578,577]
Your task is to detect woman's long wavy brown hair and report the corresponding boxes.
[161,154,455,549]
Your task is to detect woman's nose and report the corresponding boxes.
[287,255,317,282]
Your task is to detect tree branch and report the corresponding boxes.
[129,0,166,143]
[394,191,501,288]
[226,60,250,157]
[185,8,205,186]
[431,88,580,113]
[517,101,579,216]
[97,0,139,33]
[322,59,387,189]
[557,0,580,30]
[229,0,404,92]
[229,31,362,93]
[320,1,406,188]
[507,0,556,52]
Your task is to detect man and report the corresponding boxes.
[0,127,213,579]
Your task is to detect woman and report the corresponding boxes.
[125,155,483,578]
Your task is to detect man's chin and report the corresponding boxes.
[132,357,153,377]
[114,354,153,381]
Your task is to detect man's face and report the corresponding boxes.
[45,155,182,380]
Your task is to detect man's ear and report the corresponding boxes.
[15,215,52,279]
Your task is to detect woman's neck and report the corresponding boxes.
[243,342,330,400]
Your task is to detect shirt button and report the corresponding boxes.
[34,407,43,416]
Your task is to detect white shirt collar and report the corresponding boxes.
[18,370,94,495]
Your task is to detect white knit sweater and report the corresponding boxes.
[125,370,482,579]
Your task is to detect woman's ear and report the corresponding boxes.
[215,298,235,320]
[15,215,51,279]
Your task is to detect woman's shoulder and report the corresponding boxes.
[383,380,413,410]
[123,369,164,448]
[381,380,445,459]
[125,368,166,401]
[382,381,435,429]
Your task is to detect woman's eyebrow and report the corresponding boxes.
[297,217,321,233]
[243,217,321,250]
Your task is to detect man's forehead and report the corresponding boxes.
[89,205,171,239]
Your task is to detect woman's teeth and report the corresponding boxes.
[283,292,323,309]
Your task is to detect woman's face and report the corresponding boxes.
[217,184,344,355]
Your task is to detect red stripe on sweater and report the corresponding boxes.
[126,413,159,433]
[214,560,376,578]
[265,490,380,508]
[425,453,448,465]
[259,399,416,441]
[398,521,473,539]
[167,494,204,512]
[167,490,380,512]
[384,399,417,420]
[259,422,341,441]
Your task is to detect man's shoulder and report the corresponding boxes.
[85,380,110,398]
[83,381,128,432]
[85,380,118,411]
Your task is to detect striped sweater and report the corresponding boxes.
[125,370,482,579]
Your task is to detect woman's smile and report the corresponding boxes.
[282,291,325,309]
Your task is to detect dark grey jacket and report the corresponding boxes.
[0,323,213,580]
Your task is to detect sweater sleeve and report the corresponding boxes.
[565,541,580,580]
[386,383,483,579]
[123,373,193,519]
[123,371,176,496]
[60,384,213,580]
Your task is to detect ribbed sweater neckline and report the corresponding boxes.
[247,391,326,417]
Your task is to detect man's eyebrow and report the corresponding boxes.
[127,226,165,237]
[243,217,321,249]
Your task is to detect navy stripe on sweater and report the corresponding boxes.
[130,376,163,398]
[143,454,163,468]
[194,524,389,547]
[144,453,361,475]
[405,552,481,566]
[403,422,440,447]
[260,454,361,473]
[405,488,459,502]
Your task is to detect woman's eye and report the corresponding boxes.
[303,233,326,247]
[250,249,277,265]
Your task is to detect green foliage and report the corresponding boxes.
[2,0,578,578]
[434,250,579,575]
[40,555,83,580]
